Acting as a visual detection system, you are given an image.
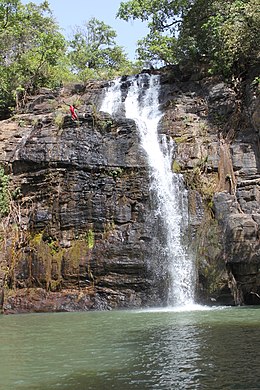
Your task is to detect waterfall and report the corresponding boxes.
[101,73,195,307]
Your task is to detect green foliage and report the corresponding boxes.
[68,17,132,81]
[118,0,260,77]
[117,0,187,27]
[47,238,60,255]
[172,160,181,173]
[86,229,95,250]
[108,168,123,179]
[180,0,260,76]
[0,1,141,118]
[0,0,68,117]
[0,166,10,217]
[54,111,64,129]
[117,0,187,66]
[252,76,260,85]
[137,32,178,65]
[1,0,257,120]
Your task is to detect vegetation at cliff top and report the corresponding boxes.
[0,0,137,118]
[68,18,134,81]
[0,0,259,118]
[0,0,68,117]
[117,0,259,76]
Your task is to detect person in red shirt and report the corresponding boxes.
[69,105,78,121]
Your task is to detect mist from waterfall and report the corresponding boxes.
[101,74,195,307]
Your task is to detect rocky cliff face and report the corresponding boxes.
[0,66,259,313]
[159,65,260,305]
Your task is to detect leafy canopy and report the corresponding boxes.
[179,0,260,76]
[0,1,140,118]
[68,17,132,81]
[117,0,260,76]
[0,0,67,117]
[1,0,258,120]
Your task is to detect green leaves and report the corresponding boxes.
[0,0,67,117]
[117,0,191,66]
[117,0,260,77]
[68,17,131,80]
[137,32,178,65]
[0,166,9,218]
[1,0,257,119]
[191,0,260,76]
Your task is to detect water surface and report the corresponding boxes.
[0,306,259,389]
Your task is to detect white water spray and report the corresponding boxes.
[101,74,195,306]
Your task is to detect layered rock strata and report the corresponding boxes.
[0,67,259,313]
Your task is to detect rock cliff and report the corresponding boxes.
[0,66,259,313]
[159,65,259,305]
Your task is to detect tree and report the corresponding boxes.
[117,0,188,65]
[179,0,260,76]
[117,0,260,77]
[136,32,177,65]
[68,17,131,80]
[0,0,68,117]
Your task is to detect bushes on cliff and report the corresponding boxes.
[0,167,9,217]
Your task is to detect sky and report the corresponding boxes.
[22,0,149,60]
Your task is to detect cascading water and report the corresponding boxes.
[101,73,195,307]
